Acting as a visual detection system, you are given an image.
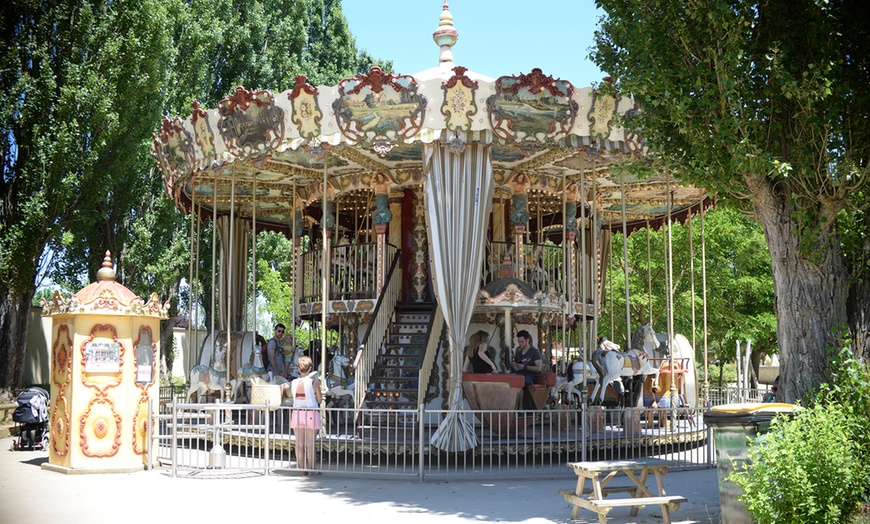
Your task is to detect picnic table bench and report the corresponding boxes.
[557,458,687,523]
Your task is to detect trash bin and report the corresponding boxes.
[704,403,799,524]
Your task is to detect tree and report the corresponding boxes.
[592,0,870,402]
[0,0,180,392]
[1,0,388,392]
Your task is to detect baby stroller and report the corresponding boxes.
[12,387,49,451]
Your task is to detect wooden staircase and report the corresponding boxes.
[364,302,438,410]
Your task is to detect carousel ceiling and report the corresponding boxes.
[152,13,709,236]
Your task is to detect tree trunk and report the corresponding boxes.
[0,286,35,393]
[847,270,870,363]
[747,174,850,403]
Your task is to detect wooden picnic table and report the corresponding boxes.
[557,458,687,523]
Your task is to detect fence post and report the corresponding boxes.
[265,403,271,476]
[418,404,424,482]
[171,396,177,478]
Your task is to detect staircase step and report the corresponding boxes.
[384,343,424,352]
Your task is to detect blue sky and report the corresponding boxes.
[342,1,606,87]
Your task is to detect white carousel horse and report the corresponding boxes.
[229,340,267,402]
[589,323,660,407]
[324,353,354,408]
[187,340,228,403]
[553,359,598,406]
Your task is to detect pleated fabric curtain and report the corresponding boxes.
[424,140,494,452]
[216,215,250,332]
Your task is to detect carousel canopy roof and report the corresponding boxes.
[152,3,708,235]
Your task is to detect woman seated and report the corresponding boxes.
[463,330,499,374]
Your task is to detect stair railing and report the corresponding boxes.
[353,250,402,411]
[416,306,444,404]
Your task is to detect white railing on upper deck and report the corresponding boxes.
[299,241,389,304]
[482,241,565,294]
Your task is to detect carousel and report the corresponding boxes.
[152,2,710,453]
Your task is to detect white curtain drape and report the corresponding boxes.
[424,140,494,452]
[216,216,249,331]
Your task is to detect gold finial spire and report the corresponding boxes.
[96,251,116,281]
[433,1,458,64]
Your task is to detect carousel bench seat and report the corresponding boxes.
[462,372,525,388]
[530,371,557,388]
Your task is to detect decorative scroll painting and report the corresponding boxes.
[487,68,577,143]
[218,87,285,159]
[152,117,194,203]
[334,67,426,150]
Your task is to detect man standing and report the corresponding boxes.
[266,323,286,377]
[512,330,543,387]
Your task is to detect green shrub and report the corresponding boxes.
[729,341,870,524]
[730,403,867,524]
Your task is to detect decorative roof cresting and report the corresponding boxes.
[41,251,169,318]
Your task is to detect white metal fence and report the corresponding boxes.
[152,385,782,479]
[153,399,713,479]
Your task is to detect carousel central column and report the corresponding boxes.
[565,181,579,318]
[509,174,530,278]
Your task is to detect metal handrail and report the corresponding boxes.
[417,306,444,404]
[353,250,402,410]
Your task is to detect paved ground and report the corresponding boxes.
[0,436,721,524]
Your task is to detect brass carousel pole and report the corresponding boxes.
[291,181,297,366]
[591,162,599,345]
[579,168,588,408]
[665,168,677,423]
[321,153,329,390]
[226,168,236,402]
[252,176,258,365]
[187,184,196,376]
[620,178,631,346]
[700,197,710,407]
[210,172,217,363]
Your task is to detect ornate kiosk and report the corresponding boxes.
[42,252,169,473]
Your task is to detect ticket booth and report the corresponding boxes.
[41,251,168,473]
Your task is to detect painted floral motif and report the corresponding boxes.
[441,66,478,133]
[132,399,150,456]
[288,75,322,140]
[191,101,216,162]
[79,396,122,458]
[50,396,70,457]
[588,89,617,139]
[52,324,72,389]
